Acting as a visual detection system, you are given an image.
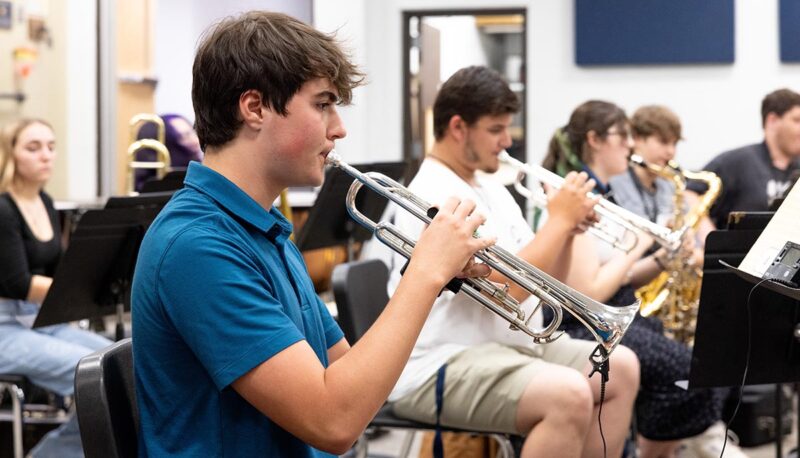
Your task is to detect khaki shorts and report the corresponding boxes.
[392,338,596,434]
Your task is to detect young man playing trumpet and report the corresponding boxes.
[383,66,640,458]
[131,12,495,457]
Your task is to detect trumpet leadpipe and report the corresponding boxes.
[499,151,684,252]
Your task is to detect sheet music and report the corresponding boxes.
[739,182,800,277]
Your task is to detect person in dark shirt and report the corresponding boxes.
[692,88,800,240]
[0,118,112,457]
[131,11,494,457]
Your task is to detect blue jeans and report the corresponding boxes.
[0,299,112,457]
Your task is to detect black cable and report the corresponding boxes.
[720,277,771,458]
[589,345,609,458]
[598,378,607,458]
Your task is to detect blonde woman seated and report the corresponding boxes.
[0,119,112,457]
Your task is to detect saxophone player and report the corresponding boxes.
[610,106,703,268]
[608,105,744,458]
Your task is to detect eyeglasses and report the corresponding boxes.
[606,130,632,142]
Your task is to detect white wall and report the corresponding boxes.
[152,0,197,120]
[312,0,369,164]
[315,0,800,171]
[65,0,97,199]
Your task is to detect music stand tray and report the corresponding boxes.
[139,169,187,194]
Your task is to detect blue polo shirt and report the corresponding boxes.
[132,162,344,457]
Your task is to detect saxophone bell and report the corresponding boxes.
[629,153,722,345]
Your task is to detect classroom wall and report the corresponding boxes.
[315,0,800,170]
[19,0,800,199]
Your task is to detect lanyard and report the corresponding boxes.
[627,167,660,223]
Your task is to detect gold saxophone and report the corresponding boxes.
[632,158,722,345]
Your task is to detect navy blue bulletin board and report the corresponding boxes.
[780,0,800,62]
[575,0,734,65]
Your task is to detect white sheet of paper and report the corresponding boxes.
[738,183,800,277]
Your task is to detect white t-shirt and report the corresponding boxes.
[386,159,544,401]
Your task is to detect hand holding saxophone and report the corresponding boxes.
[406,196,495,287]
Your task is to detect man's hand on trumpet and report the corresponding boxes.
[406,196,496,288]
[545,171,600,234]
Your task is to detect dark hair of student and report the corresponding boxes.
[192,11,366,150]
[542,100,627,176]
[432,66,520,141]
[761,88,800,127]
[630,105,682,144]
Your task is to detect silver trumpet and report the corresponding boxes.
[499,151,685,253]
[326,151,639,361]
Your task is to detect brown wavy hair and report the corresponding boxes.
[631,105,682,144]
[192,11,366,150]
[761,88,800,127]
[542,100,627,177]
[432,66,520,140]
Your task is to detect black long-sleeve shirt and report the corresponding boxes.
[0,192,61,300]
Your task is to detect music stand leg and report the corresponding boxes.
[115,303,125,341]
[777,383,784,458]
[347,237,355,262]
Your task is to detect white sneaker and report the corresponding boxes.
[676,422,750,458]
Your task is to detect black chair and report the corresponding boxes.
[332,259,517,458]
[74,338,138,458]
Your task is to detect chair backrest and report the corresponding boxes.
[74,338,138,458]
[332,259,390,343]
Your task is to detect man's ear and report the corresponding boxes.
[448,115,467,143]
[764,112,780,130]
[239,90,265,130]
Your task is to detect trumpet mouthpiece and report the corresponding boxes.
[629,153,645,167]
[325,150,341,166]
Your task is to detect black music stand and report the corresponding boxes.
[33,193,173,340]
[294,161,407,260]
[690,218,800,457]
[139,169,187,193]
